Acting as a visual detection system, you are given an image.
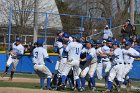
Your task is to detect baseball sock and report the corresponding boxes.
[40,78,44,89]
[68,78,73,88]
[81,77,86,88]
[5,66,9,72]
[47,78,51,89]
[107,81,113,91]
[62,75,66,84]
[105,75,108,86]
[76,78,81,89]
[123,80,127,85]
[115,79,121,87]
[10,71,14,79]
[90,77,96,87]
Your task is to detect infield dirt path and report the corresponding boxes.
[0,87,66,93]
[0,77,66,93]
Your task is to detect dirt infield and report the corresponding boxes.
[0,87,66,93]
[0,77,66,93]
[0,77,40,83]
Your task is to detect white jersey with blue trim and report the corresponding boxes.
[87,47,97,62]
[12,42,24,58]
[65,42,83,61]
[87,48,97,59]
[54,41,63,57]
[101,46,110,62]
[122,48,140,64]
[112,48,124,64]
[33,47,49,65]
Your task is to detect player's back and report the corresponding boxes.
[113,48,124,64]
[66,42,83,61]
[33,47,48,65]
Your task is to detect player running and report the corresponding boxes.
[1,37,24,80]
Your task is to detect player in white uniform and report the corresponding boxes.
[53,33,74,90]
[1,37,24,80]
[60,35,83,91]
[104,40,124,93]
[96,40,103,80]
[122,41,140,90]
[32,39,53,90]
[101,45,111,86]
[80,39,97,91]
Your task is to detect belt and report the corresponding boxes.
[114,63,122,66]
[124,63,130,64]
[62,57,68,58]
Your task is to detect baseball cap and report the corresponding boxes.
[125,41,132,46]
[16,37,21,41]
[37,39,44,45]
[86,39,94,45]
[112,41,120,46]
[62,32,69,38]
[107,38,113,42]
[105,25,109,29]
[96,40,102,44]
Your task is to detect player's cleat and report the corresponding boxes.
[1,72,7,78]
[71,86,76,91]
[102,89,110,93]
[8,77,13,81]
[46,87,53,90]
[126,79,131,92]
[78,87,84,92]
[116,86,121,92]
[59,83,66,90]
[92,87,96,92]
[81,87,85,91]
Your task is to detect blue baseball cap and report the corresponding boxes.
[125,41,132,46]
[62,32,69,38]
[96,40,102,44]
[112,41,120,46]
[86,39,94,45]
[57,37,63,42]
[107,38,113,42]
[37,39,44,45]
[16,37,21,41]
[72,34,80,40]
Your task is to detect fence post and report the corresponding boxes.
[80,16,84,37]
[109,16,112,31]
[8,4,12,51]
[44,13,48,45]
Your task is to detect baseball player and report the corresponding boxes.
[1,37,24,80]
[104,40,124,93]
[122,41,140,90]
[60,35,83,91]
[32,39,53,90]
[80,39,97,91]
[96,40,103,80]
[101,45,111,87]
[53,33,74,90]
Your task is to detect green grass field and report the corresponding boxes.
[0,73,139,93]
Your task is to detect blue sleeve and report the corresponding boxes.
[54,47,58,53]
[16,52,23,56]
[131,55,140,58]
[86,54,93,61]
[45,58,53,63]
